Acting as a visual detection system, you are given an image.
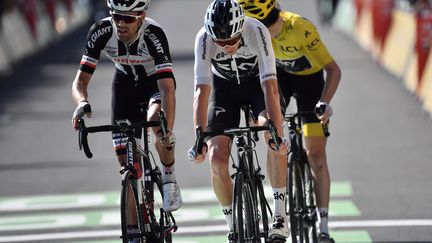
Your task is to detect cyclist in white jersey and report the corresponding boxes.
[188,0,290,241]
[71,0,183,233]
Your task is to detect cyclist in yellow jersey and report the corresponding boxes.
[238,1,341,242]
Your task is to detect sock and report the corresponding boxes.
[272,187,286,217]
[318,208,329,234]
[222,205,234,231]
[162,162,176,184]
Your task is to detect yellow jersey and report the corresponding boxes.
[272,11,334,76]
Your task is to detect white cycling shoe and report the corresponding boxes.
[162,182,183,212]
[269,215,290,240]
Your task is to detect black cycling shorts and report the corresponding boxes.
[277,68,324,124]
[206,75,266,134]
[111,70,160,155]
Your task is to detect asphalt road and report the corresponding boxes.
[0,0,431,242]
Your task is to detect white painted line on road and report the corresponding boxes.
[0,219,431,242]
[330,219,432,228]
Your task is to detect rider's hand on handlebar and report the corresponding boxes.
[276,136,290,155]
[72,101,92,130]
[268,135,290,155]
[157,129,176,147]
[315,101,332,124]
[188,144,207,164]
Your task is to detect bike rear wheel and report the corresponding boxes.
[288,152,305,243]
[121,171,145,243]
[233,172,260,243]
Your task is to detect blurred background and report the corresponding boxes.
[0,0,431,242]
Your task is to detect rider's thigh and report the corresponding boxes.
[304,136,326,163]
[207,135,231,167]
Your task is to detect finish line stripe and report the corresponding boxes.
[0,219,430,242]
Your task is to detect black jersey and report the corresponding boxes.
[79,17,174,82]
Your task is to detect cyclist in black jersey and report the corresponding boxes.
[71,0,183,225]
[187,0,290,242]
[238,1,342,242]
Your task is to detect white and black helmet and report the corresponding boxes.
[107,0,150,12]
[204,0,245,40]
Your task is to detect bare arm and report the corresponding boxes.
[193,84,211,128]
[71,70,92,129]
[157,78,176,130]
[72,70,92,104]
[190,84,211,162]
[261,79,284,137]
[316,60,341,123]
[320,60,341,103]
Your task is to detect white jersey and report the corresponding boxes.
[194,17,277,86]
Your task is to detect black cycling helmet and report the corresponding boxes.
[107,0,150,12]
[204,0,245,40]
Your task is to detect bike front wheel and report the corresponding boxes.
[233,172,260,243]
[120,171,145,243]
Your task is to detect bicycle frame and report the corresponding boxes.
[194,105,275,243]
[285,111,322,243]
[232,106,273,242]
[77,112,177,243]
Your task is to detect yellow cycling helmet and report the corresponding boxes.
[237,0,277,20]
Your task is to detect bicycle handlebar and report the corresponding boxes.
[78,111,169,159]
[193,120,280,156]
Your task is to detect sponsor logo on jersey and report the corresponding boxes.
[261,73,277,80]
[87,26,112,49]
[147,33,164,54]
[112,55,153,64]
[276,55,312,72]
[257,26,270,56]
[307,37,321,50]
[280,45,301,53]
[155,63,173,73]
[112,133,127,150]
[212,56,258,80]
[105,46,117,56]
[202,33,208,60]
[80,55,98,68]
[138,42,149,56]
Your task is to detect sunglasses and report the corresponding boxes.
[213,34,242,47]
[110,11,141,24]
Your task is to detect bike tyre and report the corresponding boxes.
[288,152,305,243]
[120,171,145,243]
[233,172,260,243]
